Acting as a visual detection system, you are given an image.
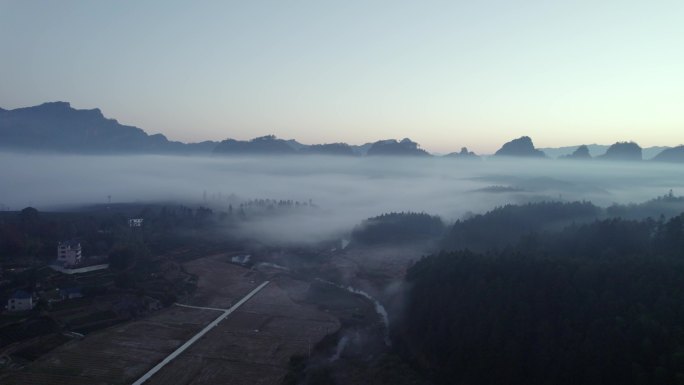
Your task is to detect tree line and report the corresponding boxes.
[394,200,684,385]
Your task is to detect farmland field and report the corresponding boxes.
[1,255,340,385]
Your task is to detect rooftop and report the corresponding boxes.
[11,290,32,299]
[58,240,81,248]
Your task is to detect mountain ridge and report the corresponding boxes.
[1,102,681,161]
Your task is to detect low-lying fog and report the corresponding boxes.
[2,152,683,242]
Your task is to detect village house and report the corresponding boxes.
[57,240,82,267]
[60,287,84,300]
[6,290,33,312]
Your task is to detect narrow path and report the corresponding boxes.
[173,303,230,312]
[131,281,270,385]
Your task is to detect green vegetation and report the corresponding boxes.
[396,204,684,385]
[607,190,684,220]
[442,201,600,251]
[351,212,445,245]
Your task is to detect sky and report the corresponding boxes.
[1,0,683,153]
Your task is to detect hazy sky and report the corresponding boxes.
[1,1,683,153]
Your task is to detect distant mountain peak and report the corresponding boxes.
[366,138,430,156]
[213,135,297,155]
[38,101,71,109]
[653,145,684,163]
[495,136,546,158]
[251,134,277,141]
[600,141,642,161]
[445,147,479,159]
[214,136,358,156]
[561,144,591,160]
[15,101,107,120]
[4,102,681,161]
[0,101,217,154]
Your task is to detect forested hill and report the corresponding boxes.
[442,201,601,251]
[396,212,684,385]
[606,191,684,220]
[442,195,684,252]
[350,212,445,246]
[348,196,684,252]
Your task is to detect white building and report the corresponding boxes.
[7,290,33,312]
[57,240,82,267]
[128,218,143,227]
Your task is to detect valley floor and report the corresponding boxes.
[1,254,340,385]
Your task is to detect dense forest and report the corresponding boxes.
[396,202,684,385]
[442,201,601,251]
[606,190,684,220]
[350,212,445,245]
[442,193,684,252]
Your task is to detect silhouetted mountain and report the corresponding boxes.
[561,144,591,159]
[540,144,668,159]
[4,102,677,161]
[366,138,430,156]
[0,102,218,154]
[494,136,546,157]
[284,139,306,151]
[212,135,297,155]
[0,102,428,157]
[642,146,671,160]
[539,144,607,158]
[652,145,684,163]
[349,142,374,156]
[298,143,357,156]
[599,141,642,161]
[213,137,361,156]
[444,147,480,159]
